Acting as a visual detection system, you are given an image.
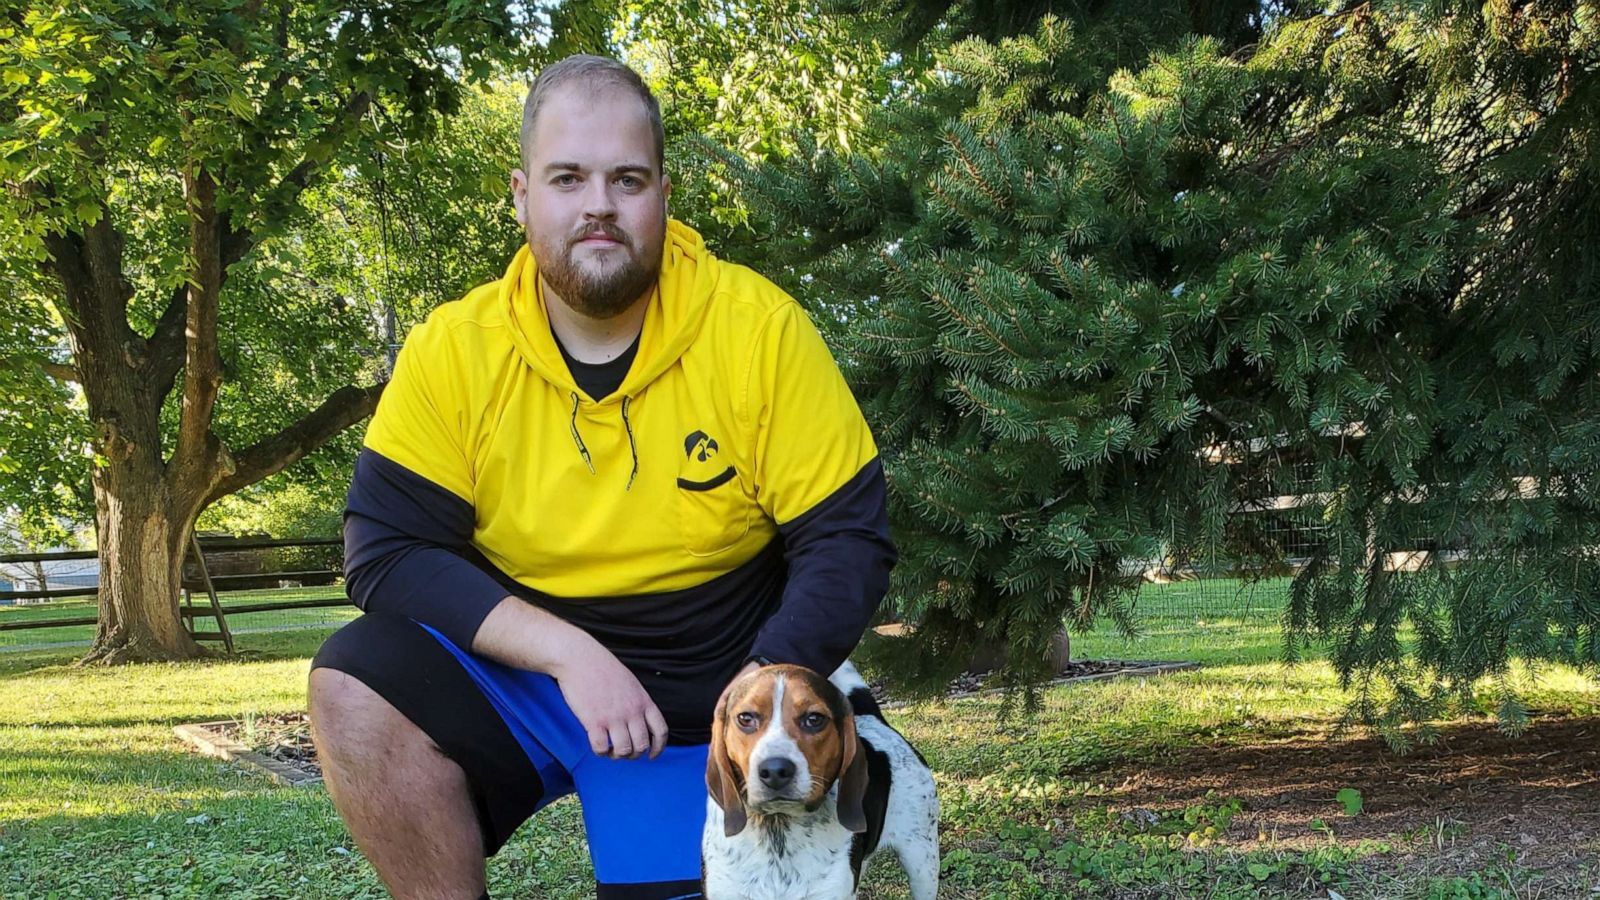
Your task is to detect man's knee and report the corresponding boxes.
[310,667,397,752]
[308,666,374,721]
[308,614,442,757]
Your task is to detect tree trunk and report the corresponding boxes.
[43,155,383,664]
[82,452,205,664]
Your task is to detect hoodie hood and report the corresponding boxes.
[499,218,718,402]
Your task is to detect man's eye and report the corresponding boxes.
[800,712,828,732]
[735,712,759,731]
[617,175,641,189]
[553,174,578,186]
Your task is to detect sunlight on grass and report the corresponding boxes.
[1,606,1596,898]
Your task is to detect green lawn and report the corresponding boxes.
[2,585,1597,899]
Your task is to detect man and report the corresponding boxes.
[307,55,895,900]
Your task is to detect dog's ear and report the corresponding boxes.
[834,709,869,834]
[706,685,749,837]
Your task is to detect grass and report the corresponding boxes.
[2,583,1598,899]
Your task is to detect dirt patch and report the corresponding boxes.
[1105,715,1600,879]
[214,711,320,777]
[176,711,321,785]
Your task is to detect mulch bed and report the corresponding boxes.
[210,711,320,779]
[1103,715,1600,886]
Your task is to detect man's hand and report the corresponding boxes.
[549,641,670,760]
[471,596,668,760]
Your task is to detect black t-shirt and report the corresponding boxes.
[554,330,640,400]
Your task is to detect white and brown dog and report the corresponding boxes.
[702,662,939,900]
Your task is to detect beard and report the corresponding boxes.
[533,221,661,320]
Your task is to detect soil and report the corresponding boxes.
[1103,715,1600,884]
[214,711,320,779]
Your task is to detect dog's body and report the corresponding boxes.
[702,662,939,900]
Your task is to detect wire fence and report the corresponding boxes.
[0,537,358,653]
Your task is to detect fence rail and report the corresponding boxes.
[0,537,355,650]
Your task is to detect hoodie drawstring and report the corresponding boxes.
[568,391,640,491]
[569,392,595,474]
[621,396,638,491]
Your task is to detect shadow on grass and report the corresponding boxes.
[0,762,599,900]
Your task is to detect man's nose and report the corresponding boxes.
[582,179,618,219]
[757,756,796,791]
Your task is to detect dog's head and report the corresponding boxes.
[706,664,869,837]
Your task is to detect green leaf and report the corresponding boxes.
[1336,788,1362,816]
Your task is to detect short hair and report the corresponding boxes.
[521,54,665,174]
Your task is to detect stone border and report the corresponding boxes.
[174,721,322,788]
[879,660,1200,709]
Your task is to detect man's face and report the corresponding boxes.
[511,83,671,320]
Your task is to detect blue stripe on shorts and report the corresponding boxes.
[417,623,710,890]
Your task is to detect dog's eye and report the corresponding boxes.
[735,711,760,732]
[799,712,829,732]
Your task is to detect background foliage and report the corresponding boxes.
[2,0,1596,721]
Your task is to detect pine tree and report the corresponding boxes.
[717,3,1600,733]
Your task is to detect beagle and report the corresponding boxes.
[702,662,939,900]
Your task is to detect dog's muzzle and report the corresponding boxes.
[747,752,807,806]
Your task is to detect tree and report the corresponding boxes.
[731,1,1600,734]
[0,1,571,662]
[722,8,1457,707]
[1261,1,1600,739]
[194,77,531,539]
[611,0,912,237]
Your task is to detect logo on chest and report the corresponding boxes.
[679,430,736,491]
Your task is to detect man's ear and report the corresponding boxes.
[510,168,529,226]
[835,711,868,834]
[706,686,748,837]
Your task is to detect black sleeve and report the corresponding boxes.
[342,449,510,649]
[747,458,897,672]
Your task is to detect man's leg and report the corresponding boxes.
[309,667,486,899]
[404,619,710,899]
[309,614,554,900]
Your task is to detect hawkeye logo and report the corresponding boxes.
[684,430,719,462]
[678,430,735,491]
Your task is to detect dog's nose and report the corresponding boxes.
[757,757,796,790]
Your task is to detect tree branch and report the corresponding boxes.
[205,381,387,504]
[0,354,78,383]
[169,165,226,490]
[219,89,374,270]
[144,283,187,398]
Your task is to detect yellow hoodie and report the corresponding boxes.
[345,220,896,742]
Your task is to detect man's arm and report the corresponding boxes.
[747,459,895,673]
[473,598,670,759]
[743,301,898,673]
[344,449,667,758]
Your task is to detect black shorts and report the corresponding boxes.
[311,614,708,899]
